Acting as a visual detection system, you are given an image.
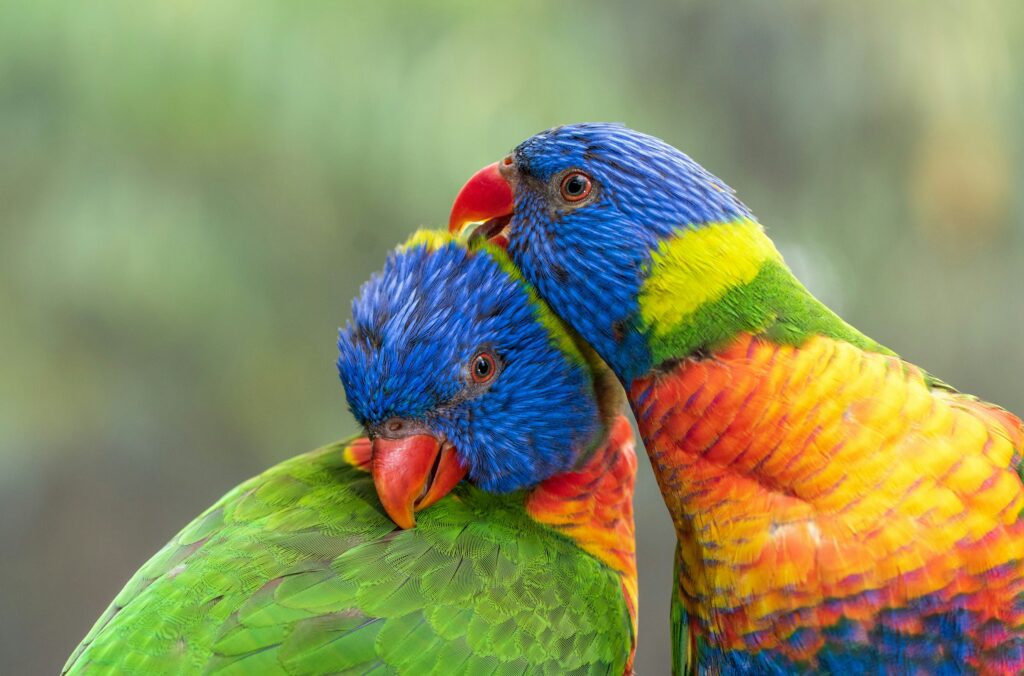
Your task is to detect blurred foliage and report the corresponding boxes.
[1,2,1021,673]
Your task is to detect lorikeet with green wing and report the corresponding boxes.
[450,123,1024,674]
[64,231,638,675]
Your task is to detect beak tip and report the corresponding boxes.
[390,512,416,530]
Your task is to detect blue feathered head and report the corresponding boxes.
[449,122,753,381]
[338,231,606,494]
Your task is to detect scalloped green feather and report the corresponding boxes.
[63,438,632,675]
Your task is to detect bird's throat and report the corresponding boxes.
[526,415,639,636]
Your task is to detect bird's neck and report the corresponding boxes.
[633,218,885,366]
[619,219,1021,649]
[526,414,638,632]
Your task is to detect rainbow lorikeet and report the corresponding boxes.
[450,123,1024,674]
[64,232,638,675]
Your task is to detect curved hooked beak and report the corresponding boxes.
[370,434,468,529]
[448,161,515,247]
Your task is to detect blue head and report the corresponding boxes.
[449,123,753,381]
[338,231,611,524]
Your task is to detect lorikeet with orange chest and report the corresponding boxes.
[64,231,638,675]
[450,123,1024,674]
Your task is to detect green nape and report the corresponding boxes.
[647,260,893,367]
[63,438,632,675]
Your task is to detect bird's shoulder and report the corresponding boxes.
[64,437,632,675]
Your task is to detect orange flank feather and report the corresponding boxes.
[527,415,639,642]
[632,333,1024,668]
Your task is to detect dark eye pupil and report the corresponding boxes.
[565,175,586,195]
[474,357,491,377]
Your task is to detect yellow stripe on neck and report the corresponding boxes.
[638,219,782,337]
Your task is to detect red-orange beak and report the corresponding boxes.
[448,161,514,247]
[370,435,468,529]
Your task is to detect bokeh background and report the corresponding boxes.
[3,2,1022,673]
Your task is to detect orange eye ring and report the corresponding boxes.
[559,171,592,202]
[470,352,497,384]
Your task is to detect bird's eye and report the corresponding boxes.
[470,351,497,384]
[559,171,592,202]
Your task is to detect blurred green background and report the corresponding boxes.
[2,2,1021,673]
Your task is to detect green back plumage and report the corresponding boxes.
[64,438,632,675]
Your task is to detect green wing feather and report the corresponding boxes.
[64,438,632,675]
